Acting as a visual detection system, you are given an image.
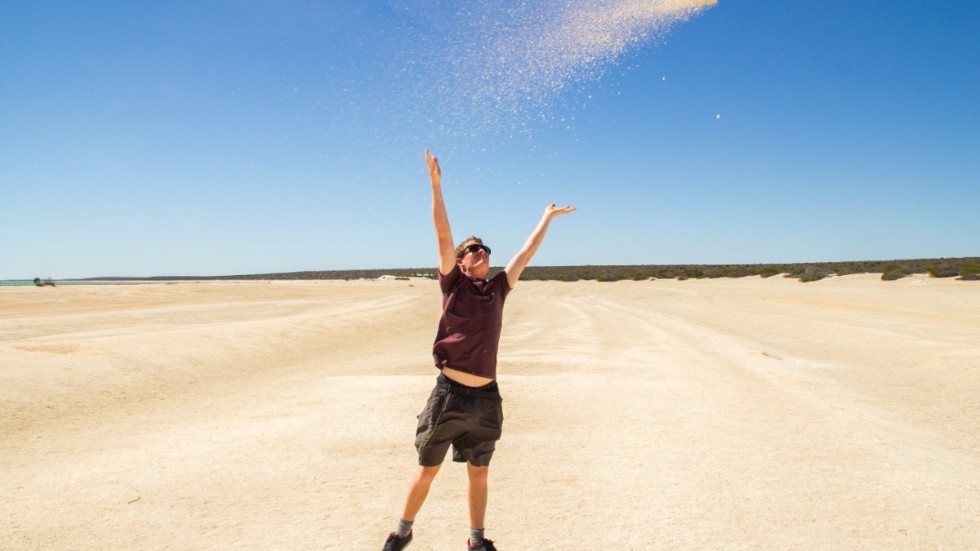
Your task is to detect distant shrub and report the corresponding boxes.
[927,264,959,278]
[959,263,980,281]
[558,274,578,282]
[881,264,910,281]
[677,268,704,280]
[799,265,831,282]
[759,267,781,278]
[703,266,744,278]
[597,273,620,282]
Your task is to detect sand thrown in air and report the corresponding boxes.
[412,0,717,137]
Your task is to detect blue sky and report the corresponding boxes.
[2,1,978,279]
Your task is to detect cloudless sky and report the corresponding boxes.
[2,0,978,279]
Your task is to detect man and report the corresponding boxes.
[382,150,575,551]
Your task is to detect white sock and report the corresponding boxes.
[395,519,413,537]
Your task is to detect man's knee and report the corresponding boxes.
[466,463,489,482]
[415,465,441,484]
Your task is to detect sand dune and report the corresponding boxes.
[2,276,978,550]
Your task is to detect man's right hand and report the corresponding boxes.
[425,148,441,187]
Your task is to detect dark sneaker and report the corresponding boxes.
[467,538,496,551]
[383,531,412,550]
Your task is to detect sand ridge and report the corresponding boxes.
[2,276,978,549]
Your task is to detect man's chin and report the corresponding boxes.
[463,265,490,279]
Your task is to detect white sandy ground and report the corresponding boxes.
[1,275,978,550]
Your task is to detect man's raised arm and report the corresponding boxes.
[427,149,457,276]
[505,203,576,289]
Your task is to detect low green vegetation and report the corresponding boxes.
[798,265,833,283]
[959,263,980,281]
[91,257,980,284]
[880,264,910,281]
[759,267,781,278]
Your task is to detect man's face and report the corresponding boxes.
[457,241,491,279]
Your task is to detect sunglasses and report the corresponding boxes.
[458,243,491,257]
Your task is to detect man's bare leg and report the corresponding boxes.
[401,465,441,522]
[466,463,489,529]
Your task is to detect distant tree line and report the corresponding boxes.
[519,257,980,283]
[101,257,979,283]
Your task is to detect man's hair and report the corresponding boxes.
[455,236,484,258]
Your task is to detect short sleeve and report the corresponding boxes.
[438,264,462,294]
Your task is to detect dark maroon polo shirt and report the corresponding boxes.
[432,264,512,380]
